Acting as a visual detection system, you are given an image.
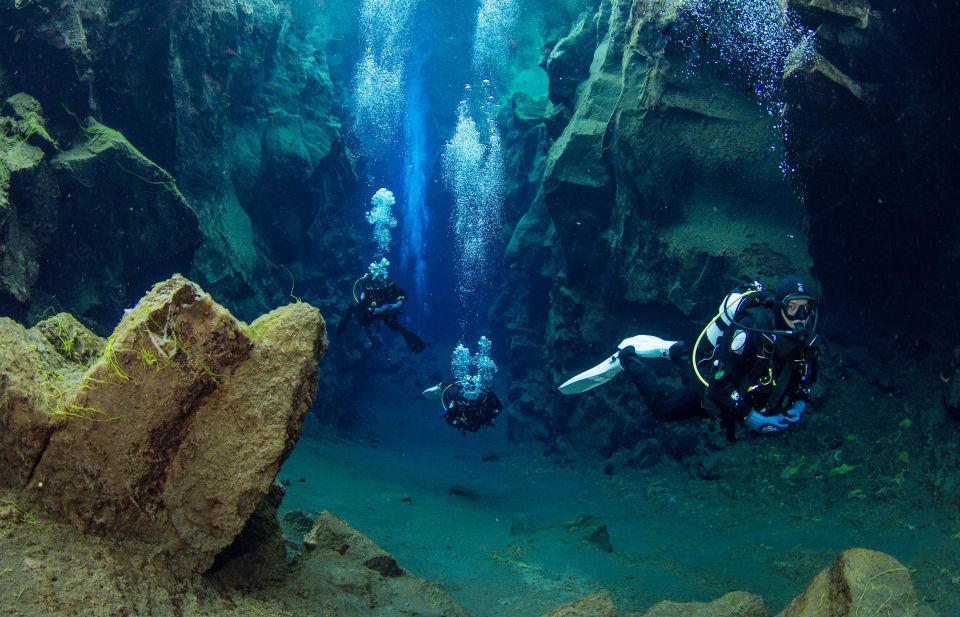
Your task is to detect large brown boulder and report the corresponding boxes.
[776,548,918,617]
[0,487,470,616]
[0,274,326,575]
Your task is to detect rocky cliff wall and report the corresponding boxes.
[0,0,359,332]
[496,0,959,460]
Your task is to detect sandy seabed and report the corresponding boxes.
[278,386,960,617]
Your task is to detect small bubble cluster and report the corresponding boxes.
[364,188,398,258]
[367,257,391,283]
[450,336,498,400]
[441,101,505,303]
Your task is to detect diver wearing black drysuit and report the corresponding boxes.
[618,275,820,440]
[423,381,503,435]
[336,273,426,353]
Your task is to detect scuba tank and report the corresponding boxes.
[693,282,766,386]
[704,282,764,347]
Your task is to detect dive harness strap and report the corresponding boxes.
[764,360,794,412]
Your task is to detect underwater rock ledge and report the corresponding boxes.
[0,274,326,575]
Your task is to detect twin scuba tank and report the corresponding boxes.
[703,281,766,347]
[693,281,770,386]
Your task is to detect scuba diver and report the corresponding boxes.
[422,379,503,435]
[336,258,426,353]
[561,275,821,440]
[422,337,503,435]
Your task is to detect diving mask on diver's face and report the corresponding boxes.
[782,297,817,327]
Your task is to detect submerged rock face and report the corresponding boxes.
[781,1,960,336]
[0,0,358,329]
[540,0,811,310]
[0,275,326,575]
[499,0,815,452]
[0,94,60,310]
[45,119,202,328]
[0,91,200,332]
[498,0,958,460]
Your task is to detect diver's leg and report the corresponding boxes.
[335,306,354,334]
[399,326,426,353]
[387,317,426,353]
[626,362,705,422]
[667,342,696,388]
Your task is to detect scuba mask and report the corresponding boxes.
[783,300,812,320]
[780,296,819,343]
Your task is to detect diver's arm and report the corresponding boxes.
[369,283,405,314]
[389,283,407,305]
[787,345,820,406]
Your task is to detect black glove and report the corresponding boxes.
[618,345,645,375]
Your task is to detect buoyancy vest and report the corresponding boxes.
[721,306,816,413]
[696,288,817,414]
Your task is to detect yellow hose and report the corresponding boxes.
[691,289,762,387]
[692,316,717,386]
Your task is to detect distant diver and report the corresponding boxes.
[422,379,503,436]
[336,258,426,353]
[560,275,821,440]
[422,337,503,435]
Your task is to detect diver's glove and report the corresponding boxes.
[372,301,402,315]
[744,410,789,433]
[783,400,807,424]
[618,346,645,375]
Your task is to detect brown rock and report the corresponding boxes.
[542,590,618,617]
[293,511,472,616]
[0,317,65,488]
[364,554,404,578]
[628,591,766,617]
[209,481,290,588]
[776,548,918,617]
[303,510,401,570]
[11,274,325,575]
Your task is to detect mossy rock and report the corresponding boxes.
[35,312,104,366]
[0,93,57,210]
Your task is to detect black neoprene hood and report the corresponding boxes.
[774,275,817,305]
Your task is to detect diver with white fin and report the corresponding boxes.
[559,275,821,441]
[422,337,503,435]
[558,335,680,394]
